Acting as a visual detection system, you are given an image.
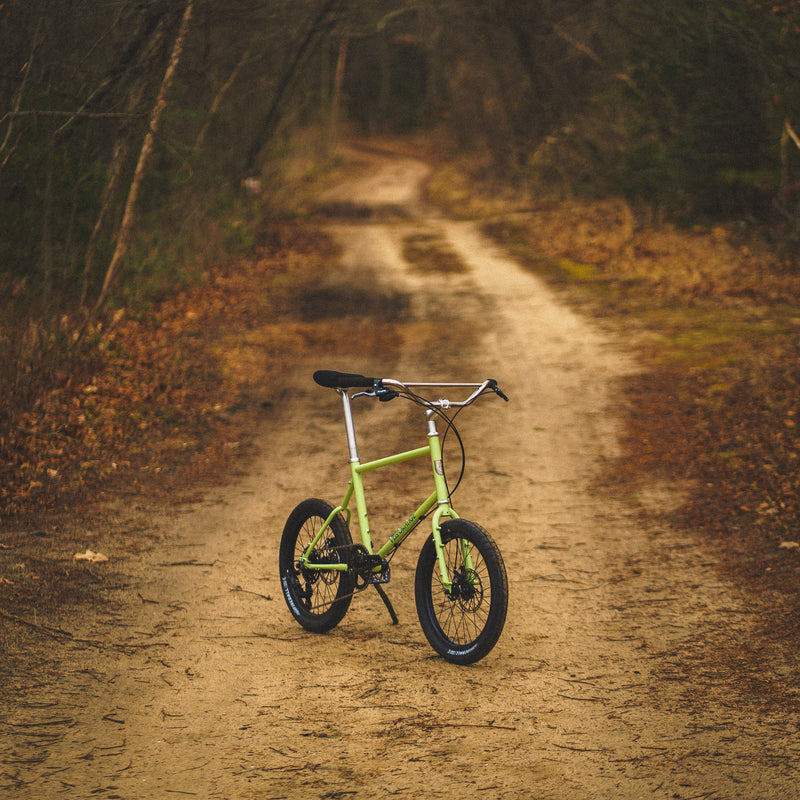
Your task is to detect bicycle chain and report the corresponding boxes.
[305,542,391,599]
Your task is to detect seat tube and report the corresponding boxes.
[340,390,359,463]
[341,390,371,551]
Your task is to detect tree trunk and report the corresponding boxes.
[242,0,340,175]
[80,135,131,309]
[41,133,55,314]
[193,42,253,154]
[80,16,172,312]
[328,38,348,149]
[93,0,194,317]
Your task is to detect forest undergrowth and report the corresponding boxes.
[0,227,329,522]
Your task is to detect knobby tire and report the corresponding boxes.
[414,519,508,664]
[279,498,354,633]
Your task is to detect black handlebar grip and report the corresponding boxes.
[489,379,510,402]
[313,370,376,389]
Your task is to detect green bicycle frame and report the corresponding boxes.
[300,390,471,590]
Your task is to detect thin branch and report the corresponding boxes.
[785,118,800,151]
[554,25,602,64]
[242,0,341,173]
[0,18,42,172]
[193,42,254,153]
[0,110,142,125]
[79,16,173,316]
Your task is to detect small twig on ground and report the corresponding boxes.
[230,585,272,601]
[557,693,609,703]
[3,718,75,729]
[0,610,169,652]
[0,607,72,640]
[553,743,609,753]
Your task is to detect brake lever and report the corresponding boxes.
[352,386,399,402]
[488,379,510,402]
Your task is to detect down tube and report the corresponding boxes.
[377,490,438,559]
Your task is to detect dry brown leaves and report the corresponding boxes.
[482,198,800,627]
[0,226,335,520]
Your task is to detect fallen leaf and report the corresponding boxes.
[778,541,799,550]
[74,549,109,562]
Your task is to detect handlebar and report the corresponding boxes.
[312,370,509,406]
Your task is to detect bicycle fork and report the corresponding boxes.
[425,409,470,593]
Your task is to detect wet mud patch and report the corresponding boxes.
[402,232,467,274]
[312,200,413,222]
[299,285,412,322]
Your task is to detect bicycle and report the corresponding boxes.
[279,369,510,664]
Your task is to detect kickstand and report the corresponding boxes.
[372,583,398,625]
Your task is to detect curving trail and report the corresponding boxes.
[2,146,798,799]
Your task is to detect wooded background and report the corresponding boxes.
[1,0,799,349]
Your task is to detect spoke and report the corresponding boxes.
[293,517,344,614]
[428,538,493,646]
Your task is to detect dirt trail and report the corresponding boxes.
[3,147,799,799]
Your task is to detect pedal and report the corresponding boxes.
[370,564,390,584]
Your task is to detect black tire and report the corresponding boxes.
[415,519,508,664]
[279,498,354,633]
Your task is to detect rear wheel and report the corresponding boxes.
[415,519,508,664]
[279,498,354,632]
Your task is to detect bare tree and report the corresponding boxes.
[93,0,195,317]
[241,0,341,175]
[80,13,174,309]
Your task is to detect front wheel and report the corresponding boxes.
[415,519,508,664]
[279,498,354,633]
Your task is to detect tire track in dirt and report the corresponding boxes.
[2,146,799,799]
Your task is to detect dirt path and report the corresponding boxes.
[3,147,799,799]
